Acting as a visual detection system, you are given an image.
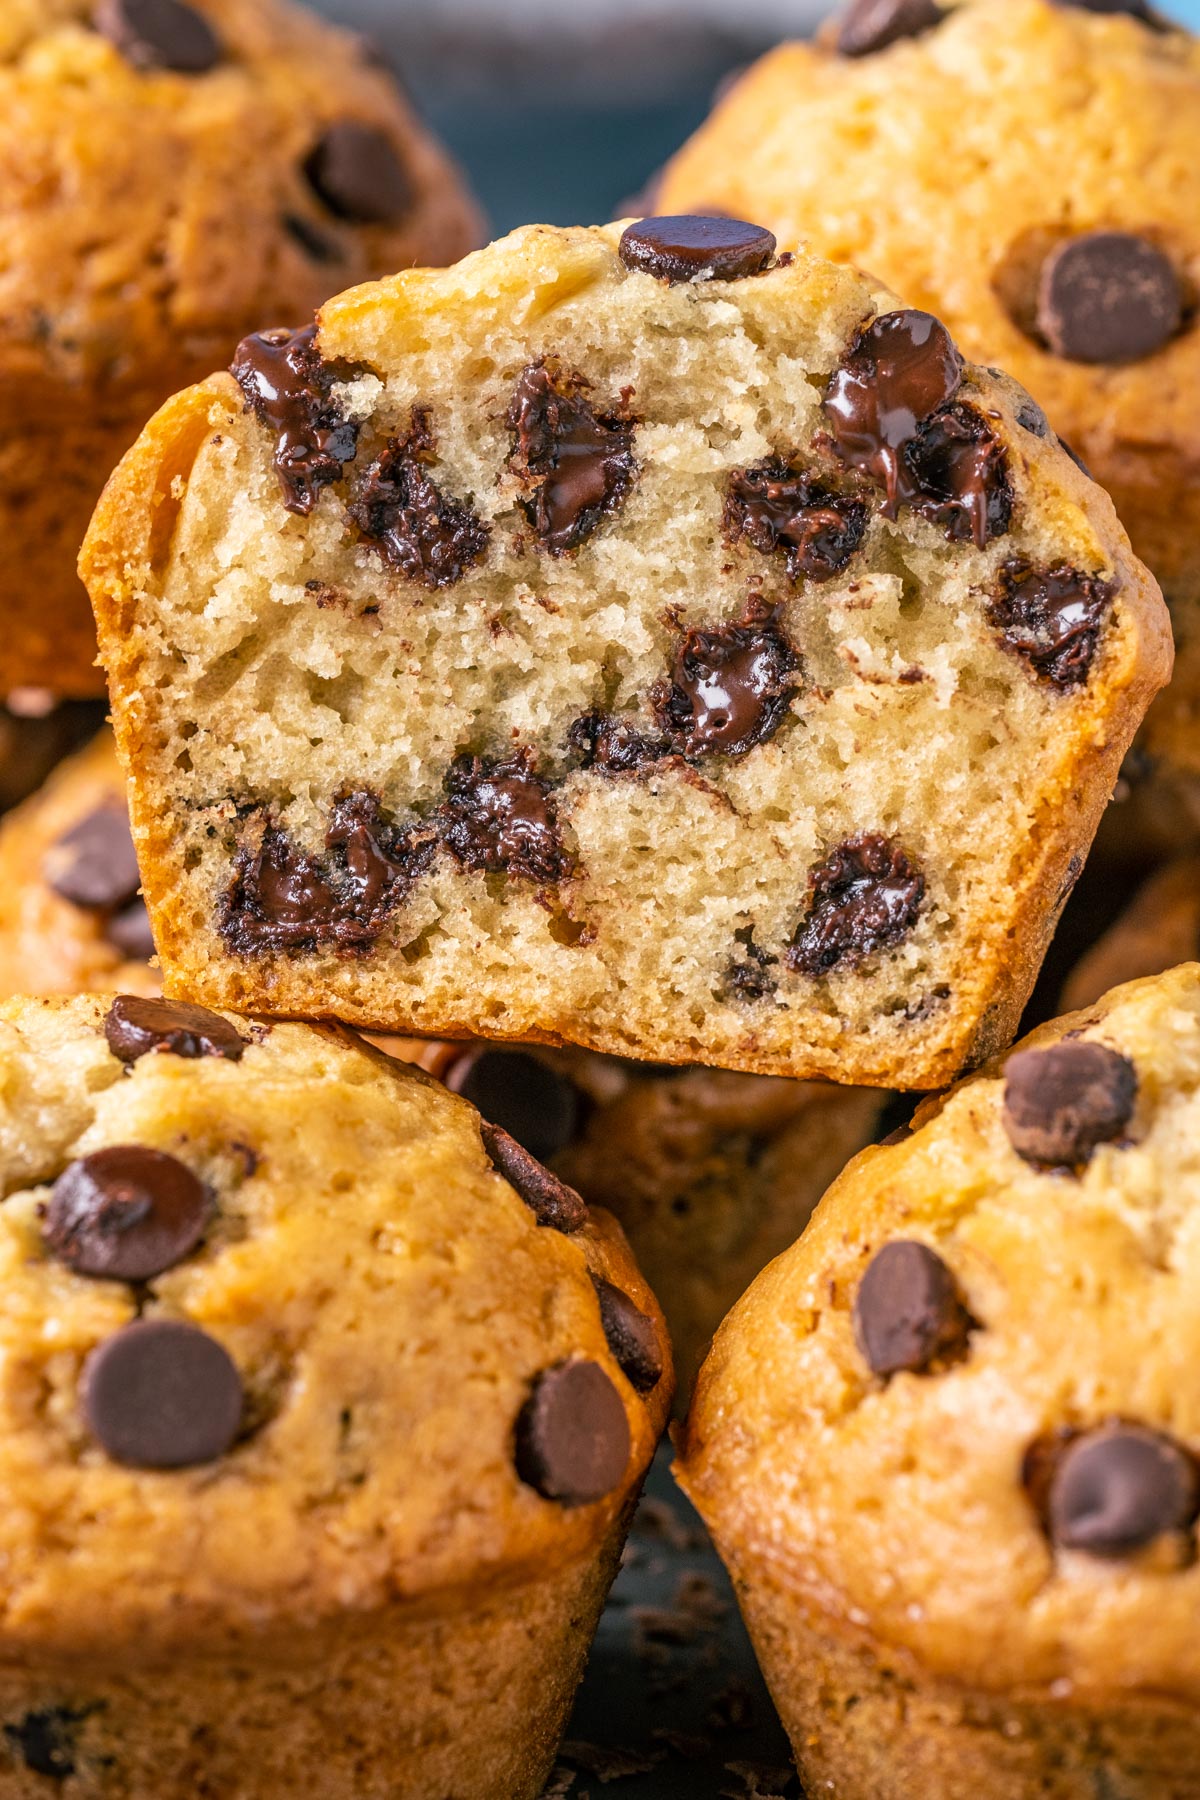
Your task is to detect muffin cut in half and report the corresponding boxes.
[0,992,668,1799]
[680,963,1200,1798]
[82,218,1170,1087]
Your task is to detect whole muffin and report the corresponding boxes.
[0,0,482,697]
[658,0,1200,812]
[680,963,1200,1798]
[391,1038,891,1399]
[0,992,669,1798]
[0,730,158,997]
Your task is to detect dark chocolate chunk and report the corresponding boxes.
[104,995,245,1064]
[303,122,414,226]
[824,310,963,514]
[1037,232,1182,365]
[230,324,361,516]
[567,711,672,775]
[903,404,1013,549]
[853,1239,972,1376]
[988,561,1115,690]
[788,834,924,976]
[618,216,777,285]
[724,462,869,581]
[1044,1424,1199,1557]
[221,792,434,957]
[350,407,490,587]
[724,926,779,1002]
[1015,397,1051,438]
[593,1277,664,1393]
[1002,1040,1136,1167]
[515,1360,631,1505]
[446,1047,581,1163]
[1051,0,1170,30]
[94,0,221,73]
[441,752,573,883]
[480,1120,588,1233]
[45,1146,212,1283]
[44,804,140,912]
[3,1708,92,1782]
[281,212,343,266]
[105,897,156,961]
[82,1318,242,1468]
[836,0,943,56]
[508,363,637,555]
[654,609,800,758]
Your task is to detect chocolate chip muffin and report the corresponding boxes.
[388,1038,890,1398]
[658,0,1200,815]
[679,962,1200,1799]
[81,219,1168,1089]
[0,730,158,999]
[0,991,669,1798]
[1061,855,1200,1010]
[0,0,481,699]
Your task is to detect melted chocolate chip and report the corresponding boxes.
[1037,232,1183,365]
[1002,1040,1136,1167]
[593,1277,664,1393]
[94,0,221,73]
[221,793,434,957]
[988,562,1115,690]
[230,325,361,516]
[104,995,245,1064]
[789,834,924,976]
[836,0,943,55]
[45,1146,211,1283]
[618,216,777,285]
[4,1708,92,1782]
[350,408,490,587]
[480,1119,588,1232]
[1042,1424,1199,1557]
[82,1318,242,1468]
[106,897,155,961]
[654,610,800,757]
[567,711,672,774]
[446,1047,581,1163]
[515,1360,631,1505]
[724,463,869,581]
[824,310,963,515]
[853,1240,972,1377]
[44,805,141,912]
[508,364,637,555]
[303,122,414,226]
[441,752,572,882]
[903,404,1013,549]
[724,926,779,1002]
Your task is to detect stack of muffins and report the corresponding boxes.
[0,0,1198,1795]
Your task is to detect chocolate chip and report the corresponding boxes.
[618,216,777,285]
[281,212,343,266]
[836,0,943,55]
[82,1318,242,1468]
[515,1360,631,1505]
[350,407,490,587]
[104,995,245,1064]
[789,834,924,976]
[988,561,1115,690]
[567,711,672,774]
[1002,1040,1136,1167]
[724,463,869,581]
[853,1240,972,1376]
[824,310,963,515]
[508,363,637,555]
[4,1708,92,1782]
[903,404,1012,549]
[1015,398,1051,438]
[44,804,140,912]
[231,325,361,516]
[1044,1424,1199,1557]
[724,926,779,1002]
[593,1277,663,1393]
[1037,232,1183,365]
[303,122,414,226]
[480,1120,588,1233]
[1052,0,1169,27]
[105,897,155,961]
[94,0,221,73]
[441,752,573,883]
[446,1048,581,1162]
[653,609,800,757]
[45,1146,212,1282]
